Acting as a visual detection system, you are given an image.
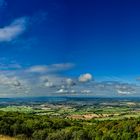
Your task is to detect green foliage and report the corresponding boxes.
[0,111,139,140]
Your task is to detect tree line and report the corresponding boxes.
[0,111,140,140]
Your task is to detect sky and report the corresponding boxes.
[0,0,140,97]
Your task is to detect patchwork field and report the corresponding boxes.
[0,97,140,139]
[0,97,140,121]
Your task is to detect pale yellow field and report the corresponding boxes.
[0,135,17,140]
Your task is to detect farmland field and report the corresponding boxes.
[0,97,140,139]
[0,96,140,120]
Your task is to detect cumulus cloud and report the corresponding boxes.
[0,17,28,42]
[70,90,76,93]
[0,74,23,89]
[116,90,132,95]
[0,73,31,95]
[44,81,54,87]
[39,74,136,96]
[27,63,74,73]
[0,75,16,85]
[39,75,65,89]
[65,78,76,86]
[82,80,138,96]
[56,88,68,93]
[78,73,92,82]
[115,85,136,95]
[12,79,21,87]
[0,61,139,97]
[81,90,91,94]
[94,81,137,95]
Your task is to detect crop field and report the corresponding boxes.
[0,97,139,121]
[0,97,140,139]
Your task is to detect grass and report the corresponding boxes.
[0,106,45,114]
[0,135,17,140]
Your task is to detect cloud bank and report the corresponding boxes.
[27,63,74,73]
[0,61,138,97]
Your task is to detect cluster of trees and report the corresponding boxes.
[0,111,140,140]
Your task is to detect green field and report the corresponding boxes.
[0,100,139,121]
[0,99,139,139]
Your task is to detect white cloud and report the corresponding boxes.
[0,17,28,42]
[0,74,22,88]
[70,90,76,93]
[116,90,132,95]
[39,75,65,89]
[81,90,91,94]
[27,65,47,73]
[66,78,76,86]
[93,81,137,95]
[44,81,54,87]
[0,73,31,95]
[78,73,92,82]
[56,89,68,93]
[39,76,54,88]
[116,85,136,95]
[0,61,139,97]
[27,63,74,73]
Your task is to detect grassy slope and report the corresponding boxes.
[0,135,17,140]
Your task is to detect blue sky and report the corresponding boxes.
[0,0,140,97]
